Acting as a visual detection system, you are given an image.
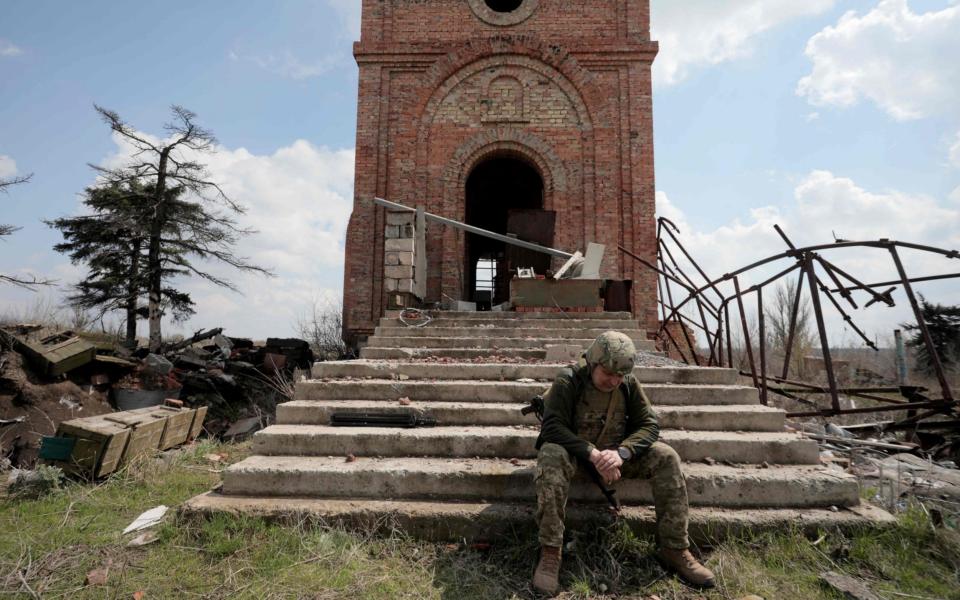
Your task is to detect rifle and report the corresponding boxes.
[330,412,437,428]
[523,395,622,513]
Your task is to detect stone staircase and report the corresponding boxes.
[185,311,893,540]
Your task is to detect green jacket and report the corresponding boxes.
[535,361,660,462]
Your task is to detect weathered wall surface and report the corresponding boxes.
[343,0,659,342]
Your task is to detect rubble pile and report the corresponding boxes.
[0,325,315,469]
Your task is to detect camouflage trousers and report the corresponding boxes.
[535,442,690,549]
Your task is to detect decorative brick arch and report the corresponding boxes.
[435,128,571,300]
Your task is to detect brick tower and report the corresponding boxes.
[342,0,659,344]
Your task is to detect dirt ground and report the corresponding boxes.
[0,350,112,468]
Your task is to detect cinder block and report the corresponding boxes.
[384,278,399,292]
[385,265,414,279]
[385,252,400,266]
[384,225,400,239]
[385,238,415,252]
[396,279,414,293]
[396,251,414,266]
[386,212,415,226]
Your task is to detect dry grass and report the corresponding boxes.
[2,440,959,599]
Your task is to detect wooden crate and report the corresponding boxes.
[126,406,196,450]
[188,405,208,440]
[55,417,130,477]
[102,412,166,462]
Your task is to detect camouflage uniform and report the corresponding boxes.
[534,331,690,549]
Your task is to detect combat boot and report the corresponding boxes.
[532,545,562,595]
[656,547,715,588]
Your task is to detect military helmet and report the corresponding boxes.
[584,331,636,375]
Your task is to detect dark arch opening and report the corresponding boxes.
[464,155,545,307]
[485,0,524,13]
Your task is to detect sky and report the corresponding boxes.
[1,0,958,347]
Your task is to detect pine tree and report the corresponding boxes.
[903,295,960,375]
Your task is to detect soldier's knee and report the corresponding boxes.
[537,443,574,479]
[649,442,682,470]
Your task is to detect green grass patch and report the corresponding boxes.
[2,440,959,599]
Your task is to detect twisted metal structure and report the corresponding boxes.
[619,219,959,429]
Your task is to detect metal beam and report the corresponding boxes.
[374,197,574,259]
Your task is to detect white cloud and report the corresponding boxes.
[92,132,356,339]
[949,130,960,168]
[797,0,960,120]
[229,49,344,80]
[651,0,835,86]
[325,0,362,39]
[0,39,23,57]
[0,155,17,178]
[805,112,821,123]
[656,171,960,342]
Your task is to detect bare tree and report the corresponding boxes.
[765,278,815,378]
[296,297,348,359]
[1,173,53,289]
[89,105,273,351]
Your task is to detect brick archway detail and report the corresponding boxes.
[437,128,568,301]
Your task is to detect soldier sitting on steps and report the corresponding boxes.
[532,331,716,594]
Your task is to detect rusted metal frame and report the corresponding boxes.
[765,388,907,405]
[713,319,724,367]
[725,302,733,370]
[657,242,720,362]
[621,244,718,362]
[811,273,878,350]
[815,254,896,307]
[804,255,842,414]
[888,245,955,403]
[774,229,874,352]
[663,239,956,329]
[757,287,768,405]
[788,399,950,418]
[742,373,909,405]
[659,239,721,313]
[658,218,727,304]
[733,276,760,390]
[812,254,858,309]
[659,318,690,364]
[655,248,670,325]
[893,408,954,429]
[656,249,701,366]
[764,385,819,407]
[831,272,960,292]
[781,264,807,380]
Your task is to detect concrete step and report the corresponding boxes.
[374,326,649,340]
[277,401,784,431]
[360,347,552,360]
[252,425,820,464]
[295,380,759,406]
[385,310,634,320]
[222,456,859,508]
[365,336,623,349]
[184,493,895,543]
[380,317,639,330]
[311,361,738,384]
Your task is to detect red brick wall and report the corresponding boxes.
[342,0,659,343]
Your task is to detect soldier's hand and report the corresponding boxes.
[591,449,624,472]
[600,466,621,484]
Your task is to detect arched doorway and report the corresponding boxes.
[464,155,547,307]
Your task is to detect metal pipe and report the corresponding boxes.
[805,256,841,413]
[781,266,806,380]
[888,245,954,402]
[374,197,574,259]
[758,287,768,405]
[734,276,759,390]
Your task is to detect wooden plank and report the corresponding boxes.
[188,406,208,440]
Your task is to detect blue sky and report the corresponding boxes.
[1,0,958,344]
